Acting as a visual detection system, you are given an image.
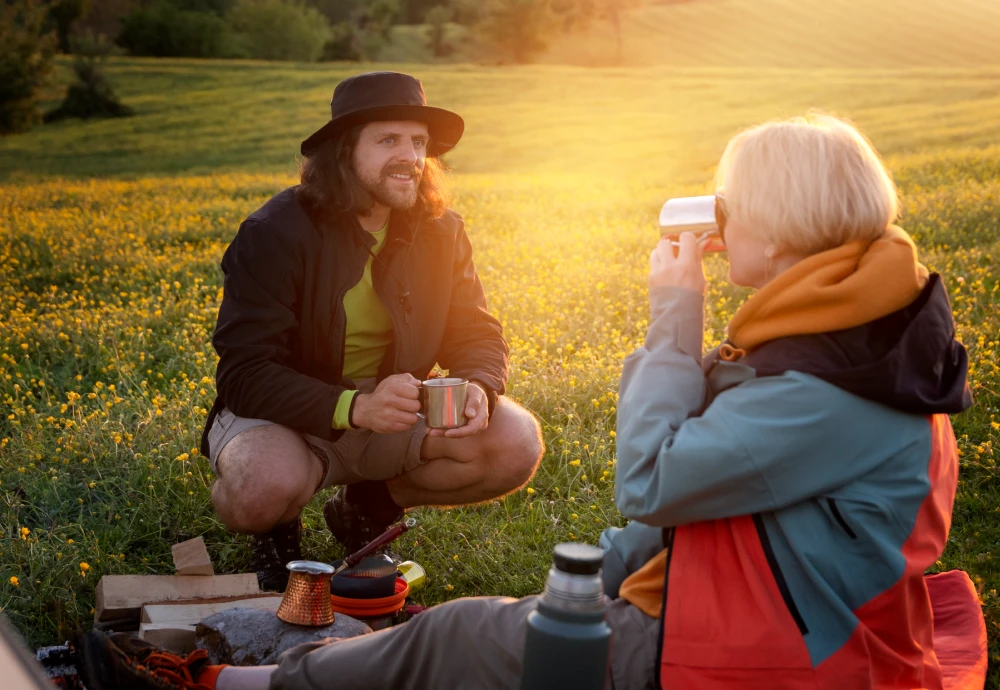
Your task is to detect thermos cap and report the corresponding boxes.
[553,543,603,575]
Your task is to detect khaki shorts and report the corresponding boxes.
[206,378,428,489]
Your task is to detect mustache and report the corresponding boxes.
[382,163,422,178]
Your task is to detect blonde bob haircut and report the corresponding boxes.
[714,113,899,256]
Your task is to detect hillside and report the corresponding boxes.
[4,60,1000,184]
[543,0,1000,67]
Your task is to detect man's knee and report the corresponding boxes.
[211,424,322,533]
[489,399,544,488]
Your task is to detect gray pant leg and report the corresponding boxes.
[269,595,659,690]
[269,596,536,690]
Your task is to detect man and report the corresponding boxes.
[201,71,543,590]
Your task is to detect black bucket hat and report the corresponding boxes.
[300,72,464,158]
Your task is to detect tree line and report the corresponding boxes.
[49,0,658,64]
[1,0,667,134]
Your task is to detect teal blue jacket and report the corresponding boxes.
[601,279,970,687]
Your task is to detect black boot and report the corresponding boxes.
[250,519,302,592]
[323,482,403,556]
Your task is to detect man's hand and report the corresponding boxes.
[427,382,489,438]
[649,231,707,293]
[351,374,421,434]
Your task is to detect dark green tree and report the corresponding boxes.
[227,0,331,62]
[45,31,133,122]
[319,0,399,60]
[0,0,57,135]
[48,0,91,52]
[116,0,242,57]
[425,5,453,57]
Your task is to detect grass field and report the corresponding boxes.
[1,51,999,686]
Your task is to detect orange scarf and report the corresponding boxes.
[727,226,929,351]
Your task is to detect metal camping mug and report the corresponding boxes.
[420,378,468,429]
[659,195,726,252]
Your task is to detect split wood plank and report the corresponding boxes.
[138,623,197,654]
[141,596,284,625]
[171,537,214,576]
[95,574,260,623]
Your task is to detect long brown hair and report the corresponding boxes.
[297,124,451,222]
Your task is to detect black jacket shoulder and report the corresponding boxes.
[244,187,318,249]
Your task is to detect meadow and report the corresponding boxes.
[0,55,998,685]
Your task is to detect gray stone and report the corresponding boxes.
[195,608,372,666]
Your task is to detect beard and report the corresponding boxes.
[358,162,423,210]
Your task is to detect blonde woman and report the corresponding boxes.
[604,113,972,688]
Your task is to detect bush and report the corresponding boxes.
[0,0,57,135]
[323,20,365,61]
[117,0,242,58]
[45,32,133,122]
[48,0,92,52]
[425,5,453,57]
[227,0,330,62]
[477,0,555,64]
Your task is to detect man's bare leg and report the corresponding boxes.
[210,397,543,532]
[387,397,544,508]
[211,424,324,534]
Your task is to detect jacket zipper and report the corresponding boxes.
[374,212,418,374]
[827,499,858,539]
[752,514,808,634]
[654,527,675,690]
[374,237,414,373]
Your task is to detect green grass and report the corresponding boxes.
[0,55,998,686]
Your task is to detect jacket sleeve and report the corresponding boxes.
[615,286,908,527]
[599,521,666,598]
[435,217,509,415]
[213,219,348,440]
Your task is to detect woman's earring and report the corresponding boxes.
[764,247,776,282]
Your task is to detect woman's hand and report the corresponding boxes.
[649,232,707,293]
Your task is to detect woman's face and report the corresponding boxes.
[724,216,774,289]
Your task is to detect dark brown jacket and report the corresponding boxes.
[200,187,508,455]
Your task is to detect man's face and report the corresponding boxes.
[353,120,429,211]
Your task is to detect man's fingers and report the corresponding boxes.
[389,395,422,413]
[389,381,421,399]
[446,405,488,438]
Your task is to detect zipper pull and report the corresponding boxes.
[399,292,412,325]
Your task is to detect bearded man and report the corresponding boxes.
[200,71,544,590]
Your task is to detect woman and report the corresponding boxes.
[76,115,971,690]
[602,113,972,688]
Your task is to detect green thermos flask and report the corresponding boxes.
[519,543,612,690]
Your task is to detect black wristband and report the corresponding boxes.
[347,391,361,429]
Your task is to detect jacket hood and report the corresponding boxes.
[742,274,972,414]
[722,226,971,414]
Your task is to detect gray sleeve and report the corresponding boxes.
[600,522,667,598]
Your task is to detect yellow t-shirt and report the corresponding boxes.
[332,221,394,429]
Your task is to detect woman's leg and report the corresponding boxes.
[269,596,539,690]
